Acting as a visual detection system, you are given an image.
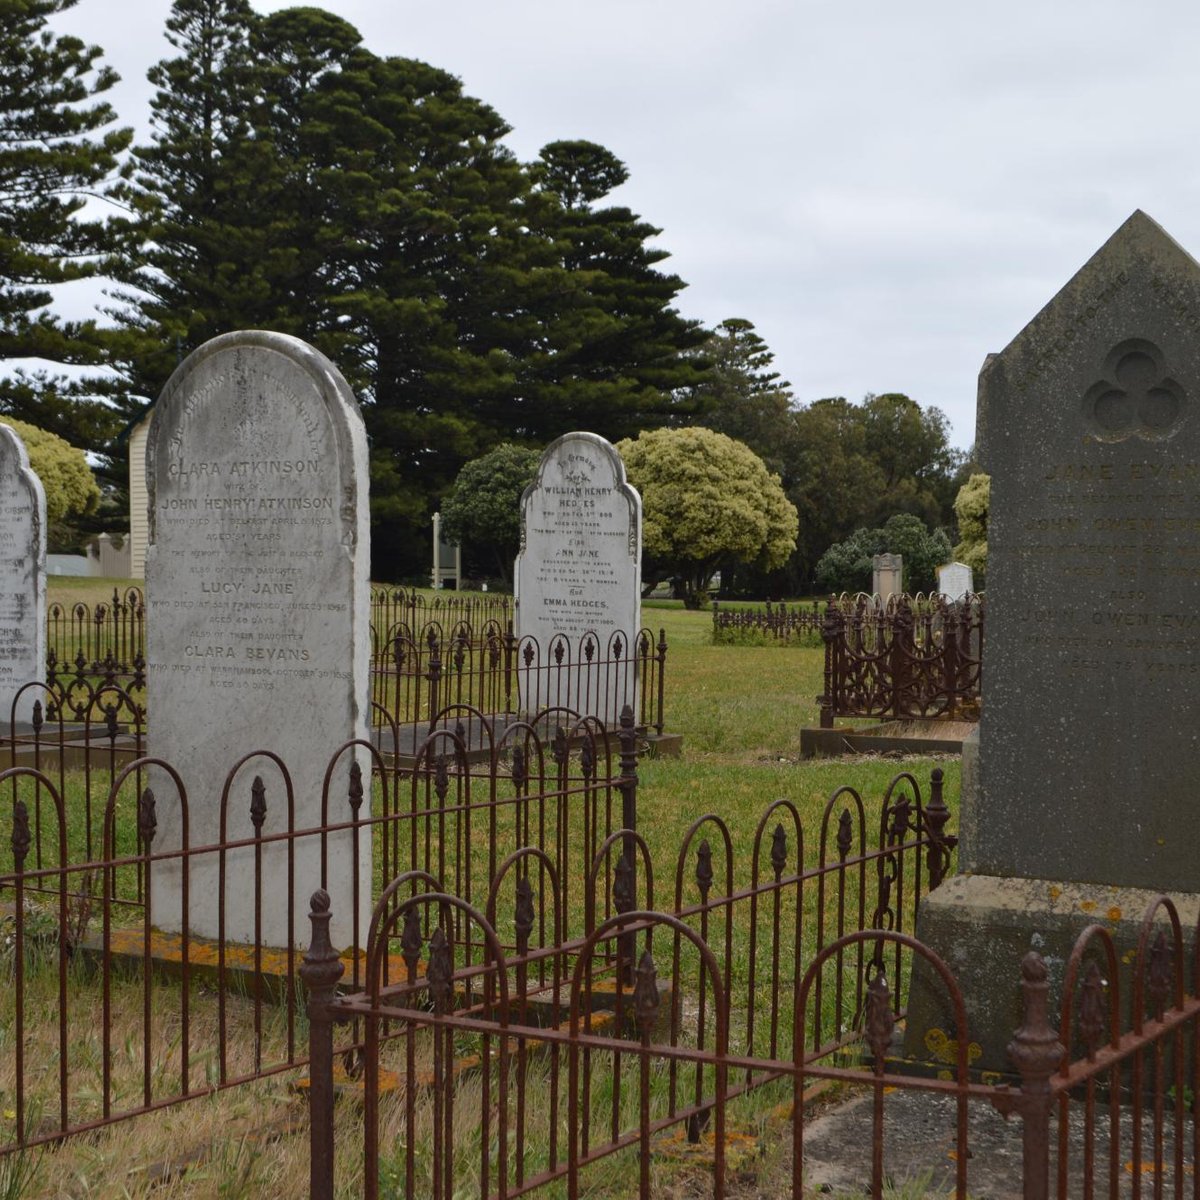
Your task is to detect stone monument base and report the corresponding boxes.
[799,718,974,758]
[904,873,1200,1078]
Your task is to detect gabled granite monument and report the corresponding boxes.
[911,211,1200,1070]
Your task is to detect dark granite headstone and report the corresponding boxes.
[968,210,1200,892]
[909,211,1200,1073]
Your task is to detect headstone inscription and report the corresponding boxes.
[515,432,641,724]
[936,561,974,603]
[872,552,902,600]
[909,211,1200,1070]
[146,332,370,949]
[0,425,45,726]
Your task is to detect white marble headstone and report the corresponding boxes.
[146,332,370,948]
[515,432,641,725]
[0,426,45,727]
[936,560,974,602]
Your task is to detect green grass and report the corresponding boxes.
[16,584,966,1196]
[46,577,142,609]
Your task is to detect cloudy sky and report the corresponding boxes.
[42,0,1200,449]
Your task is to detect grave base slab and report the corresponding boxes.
[904,873,1200,1078]
[638,731,683,758]
[800,718,973,758]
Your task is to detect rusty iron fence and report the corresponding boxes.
[38,591,669,737]
[46,587,145,670]
[0,699,632,1156]
[307,765,959,1197]
[4,678,1191,1200]
[43,587,510,675]
[818,592,984,725]
[1021,893,1200,1200]
[309,851,1200,1200]
[711,599,824,644]
[45,588,147,714]
[370,586,512,642]
[372,625,669,737]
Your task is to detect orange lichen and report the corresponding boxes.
[924,1028,982,1066]
[654,1126,760,1171]
[1124,1160,1194,1176]
[81,924,417,995]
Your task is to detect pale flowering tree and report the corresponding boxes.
[617,427,798,608]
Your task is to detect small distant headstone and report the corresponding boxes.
[515,432,641,723]
[936,560,974,602]
[872,552,903,600]
[0,425,45,726]
[430,511,460,590]
[147,332,370,948]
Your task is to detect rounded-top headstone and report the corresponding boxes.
[0,424,46,727]
[515,432,642,724]
[146,331,370,947]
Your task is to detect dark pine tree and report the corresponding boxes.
[521,139,710,442]
[684,317,798,478]
[114,8,711,580]
[0,0,131,459]
[110,0,263,402]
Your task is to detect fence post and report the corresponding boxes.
[942,603,961,719]
[1008,951,1064,1200]
[655,628,667,735]
[818,601,840,729]
[504,621,516,716]
[425,628,442,732]
[923,767,957,890]
[618,702,638,839]
[301,888,345,1200]
[618,703,639,983]
[889,603,912,720]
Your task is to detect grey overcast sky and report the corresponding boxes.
[39,0,1200,449]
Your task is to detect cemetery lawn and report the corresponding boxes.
[22,585,960,1197]
[47,575,143,609]
[636,602,959,859]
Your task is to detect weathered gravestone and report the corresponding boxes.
[909,211,1200,1071]
[936,561,974,603]
[146,332,370,949]
[872,552,903,600]
[515,432,641,725]
[0,425,45,727]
